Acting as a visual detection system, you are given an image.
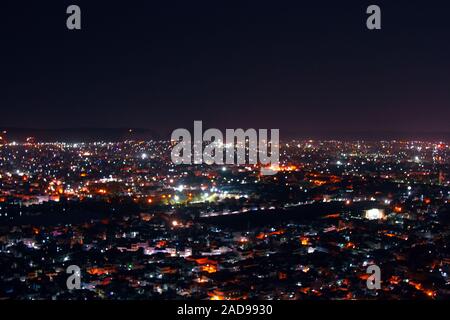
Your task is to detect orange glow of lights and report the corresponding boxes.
[426,290,435,297]
[156,240,167,248]
[256,233,266,240]
[389,276,401,285]
[408,281,436,298]
[359,274,370,280]
[201,264,217,273]
[324,213,340,219]
[189,257,218,266]
[268,230,284,236]
[87,267,116,276]
[278,272,287,280]
[345,242,356,249]
[300,237,309,246]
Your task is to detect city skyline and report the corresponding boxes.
[0,139,449,300]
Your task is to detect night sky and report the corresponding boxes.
[1,0,450,139]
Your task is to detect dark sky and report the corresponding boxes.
[1,0,450,138]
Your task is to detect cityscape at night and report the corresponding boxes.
[0,136,449,299]
[1,0,450,311]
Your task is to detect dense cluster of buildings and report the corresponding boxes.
[0,137,449,299]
